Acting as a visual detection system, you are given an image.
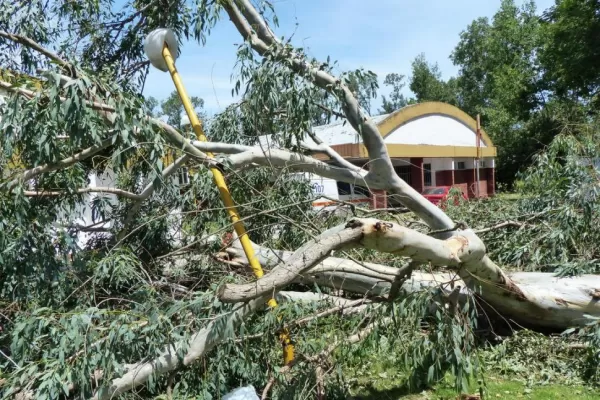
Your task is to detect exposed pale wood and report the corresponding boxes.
[219,218,483,303]
[226,235,600,330]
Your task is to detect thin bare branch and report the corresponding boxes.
[0,30,75,75]
[308,317,393,364]
[318,195,409,214]
[474,220,524,234]
[314,102,346,119]
[5,138,113,191]
[219,218,485,303]
[24,187,142,200]
[303,131,364,173]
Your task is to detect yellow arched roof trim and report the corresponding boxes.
[376,101,495,148]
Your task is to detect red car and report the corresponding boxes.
[422,186,468,206]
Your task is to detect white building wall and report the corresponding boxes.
[68,169,119,248]
[384,115,489,147]
[484,157,495,169]
[454,157,496,170]
[425,158,454,171]
[453,157,474,170]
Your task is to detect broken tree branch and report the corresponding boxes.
[224,147,370,187]
[221,0,453,231]
[5,138,113,191]
[224,233,600,329]
[0,30,75,75]
[219,218,485,303]
[23,187,142,200]
[218,224,365,302]
[91,296,269,400]
[303,130,364,173]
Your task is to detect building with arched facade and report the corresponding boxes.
[308,102,497,209]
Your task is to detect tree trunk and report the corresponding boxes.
[223,229,600,331]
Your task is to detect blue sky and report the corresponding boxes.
[143,0,555,115]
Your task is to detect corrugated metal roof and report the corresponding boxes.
[257,114,390,149]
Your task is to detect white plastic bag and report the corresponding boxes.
[222,385,260,400]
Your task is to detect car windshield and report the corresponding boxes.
[423,187,447,195]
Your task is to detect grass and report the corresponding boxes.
[341,330,600,400]
[493,192,522,201]
[349,375,600,399]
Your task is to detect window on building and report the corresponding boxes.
[395,165,412,184]
[336,181,352,195]
[456,161,466,170]
[178,167,190,185]
[477,160,486,168]
[423,163,432,186]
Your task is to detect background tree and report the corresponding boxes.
[409,54,460,107]
[451,0,555,186]
[151,90,205,128]
[379,73,412,114]
[539,0,600,100]
[396,0,554,187]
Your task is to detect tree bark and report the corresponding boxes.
[224,230,600,331]
[218,224,365,302]
[218,218,484,303]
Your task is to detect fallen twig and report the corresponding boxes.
[474,220,524,234]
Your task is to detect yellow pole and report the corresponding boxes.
[161,44,294,365]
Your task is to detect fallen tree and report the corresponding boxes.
[0,0,599,399]
[214,0,600,332]
[222,232,600,330]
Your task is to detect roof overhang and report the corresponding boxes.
[316,143,496,160]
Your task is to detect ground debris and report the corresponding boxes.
[458,394,481,400]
